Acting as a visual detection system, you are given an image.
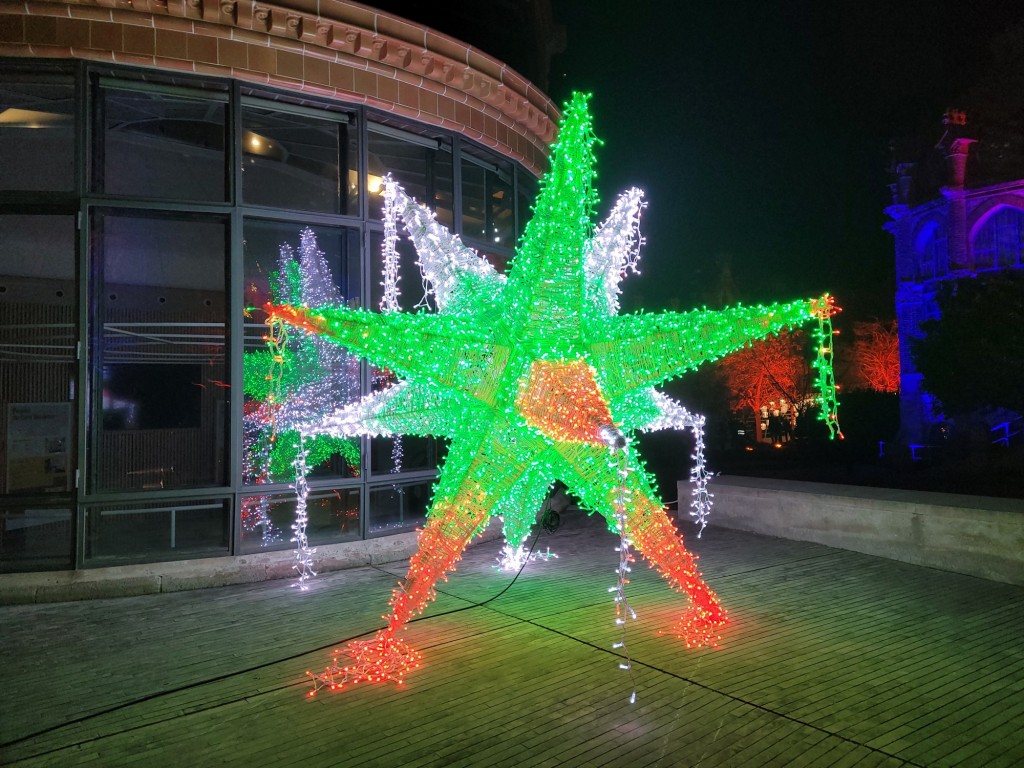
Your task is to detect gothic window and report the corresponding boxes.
[914,221,947,281]
[972,205,1024,271]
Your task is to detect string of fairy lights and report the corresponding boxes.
[291,434,316,588]
[812,294,844,440]
[244,93,841,697]
[607,435,638,703]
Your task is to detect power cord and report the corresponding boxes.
[0,523,550,754]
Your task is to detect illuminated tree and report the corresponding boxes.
[912,272,1024,416]
[715,330,813,441]
[849,320,900,393]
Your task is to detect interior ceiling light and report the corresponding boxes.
[0,108,71,127]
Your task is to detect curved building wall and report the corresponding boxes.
[0,0,557,174]
[0,1,557,576]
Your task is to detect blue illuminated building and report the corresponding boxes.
[886,112,1024,446]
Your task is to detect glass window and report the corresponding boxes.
[368,480,432,537]
[239,486,360,554]
[242,220,362,485]
[368,126,453,226]
[915,221,947,281]
[97,85,226,201]
[461,148,514,248]
[242,103,356,215]
[89,211,228,491]
[85,498,230,563]
[370,435,446,475]
[0,215,76,497]
[1,504,74,573]
[973,207,1024,270]
[369,230,431,313]
[0,79,75,191]
[516,169,538,240]
[366,227,447,478]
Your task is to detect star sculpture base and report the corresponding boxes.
[307,634,422,695]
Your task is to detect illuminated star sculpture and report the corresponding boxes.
[269,93,839,688]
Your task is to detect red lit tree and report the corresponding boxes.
[848,320,900,393]
[715,330,813,441]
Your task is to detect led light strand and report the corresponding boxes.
[640,392,714,534]
[494,540,560,571]
[378,198,406,479]
[381,177,401,314]
[811,294,844,439]
[585,187,646,316]
[688,415,712,534]
[610,443,638,704]
[263,314,317,588]
[291,433,316,589]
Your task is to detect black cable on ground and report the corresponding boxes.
[471,608,931,768]
[3,526,916,768]
[0,524,550,754]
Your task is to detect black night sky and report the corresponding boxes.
[548,1,1024,322]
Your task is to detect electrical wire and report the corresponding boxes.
[0,524,550,754]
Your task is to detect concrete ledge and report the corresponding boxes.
[0,520,502,605]
[688,475,1024,585]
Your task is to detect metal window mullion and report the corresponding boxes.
[83,207,103,499]
[84,197,234,216]
[238,205,361,229]
[97,76,229,102]
[229,81,244,555]
[366,119,441,150]
[357,105,371,540]
[241,95,351,124]
[452,136,463,237]
[72,63,94,569]
[512,166,520,245]
[484,168,494,244]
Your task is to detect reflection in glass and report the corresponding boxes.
[461,151,514,248]
[0,215,76,499]
[370,433,446,475]
[85,498,230,562]
[0,505,73,572]
[0,79,75,191]
[99,86,226,201]
[1,66,549,570]
[369,231,431,312]
[368,127,453,226]
[368,481,431,536]
[239,487,360,553]
[517,170,538,239]
[973,207,1024,270]
[90,212,228,491]
[242,104,356,214]
[242,221,362,485]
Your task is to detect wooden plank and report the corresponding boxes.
[2,510,1022,768]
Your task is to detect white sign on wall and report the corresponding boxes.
[7,402,72,493]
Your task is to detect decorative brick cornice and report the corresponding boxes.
[0,0,558,175]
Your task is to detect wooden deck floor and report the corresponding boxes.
[2,510,1022,767]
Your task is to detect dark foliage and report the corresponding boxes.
[911,271,1024,416]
